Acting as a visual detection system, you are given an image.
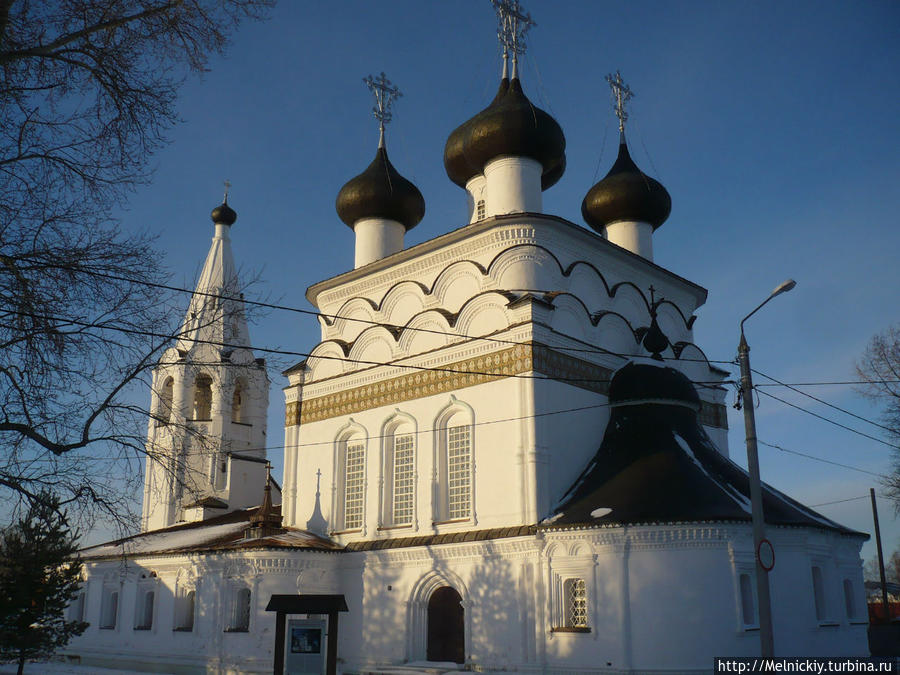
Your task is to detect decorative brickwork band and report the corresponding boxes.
[285,343,727,430]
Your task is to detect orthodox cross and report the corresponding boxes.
[363,72,402,148]
[492,0,535,77]
[223,179,232,203]
[605,70,634,133]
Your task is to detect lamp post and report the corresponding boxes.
[738,278,796,658]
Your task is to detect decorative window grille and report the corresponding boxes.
[227,588,251,632]
[447,425,471,519]
[392,433,415,525]
[344,441,365,529]
[100,589,118,629]
[564,578,588,628]
[476,199,486,220]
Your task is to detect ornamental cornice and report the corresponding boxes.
[288,342,613,426]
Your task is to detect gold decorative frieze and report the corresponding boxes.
[285,342,727,430]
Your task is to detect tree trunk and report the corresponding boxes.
[16,653,25,675]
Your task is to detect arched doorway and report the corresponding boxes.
[426,586,464,663]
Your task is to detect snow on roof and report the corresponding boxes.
[80,505,342,560]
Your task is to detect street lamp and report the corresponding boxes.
[738,278,796,658]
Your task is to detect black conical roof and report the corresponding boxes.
[336,146,425,231]
[582,137,671,232]
[545,362,862,536]
[444,77,566,190]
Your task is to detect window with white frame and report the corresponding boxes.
[134,589,154,630]
[446,425,471,520]
[100,587,119,629]
[174,588,195,631]
[343,440,366,530]
[226,587,251,632]
[388,432,415,526]
[563,578,588,628]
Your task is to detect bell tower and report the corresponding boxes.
[141,193,269,532]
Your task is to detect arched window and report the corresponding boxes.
[226,587,251,632]
[343,440,366,530]
[382,416,416,527]
[231,380,245,423]
[434,402,474,523]
[159,377,174,423]
[192,374,213,420]
[476,199,486,221]
[334,424,368,532]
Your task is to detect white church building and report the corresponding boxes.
[65,5,869,674]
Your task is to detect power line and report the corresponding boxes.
[16,256,735,365]
[756,380,900,387]
[808,495,872,508]
[758,439,888,478]
[756,389,900,451]
[0,309,733,388]
[752,368,894,434]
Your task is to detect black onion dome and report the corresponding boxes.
[443,77,566,190]
[336,146,425,231]
[582,139,671,232]
[609,361,700,408]
[211,201,237,226]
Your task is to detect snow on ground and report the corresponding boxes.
[0,662,171,675]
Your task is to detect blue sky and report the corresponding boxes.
[110,1,900,561]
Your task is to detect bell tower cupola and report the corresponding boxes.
[141,189,270,532]
[443,0,565,223]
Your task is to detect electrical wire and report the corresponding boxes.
[12,256,734,365]
[756,389,900,451]
[758,440,888,478]
[808,495,872,508]
[752,367,894,434]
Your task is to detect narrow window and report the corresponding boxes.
[159,377,174,423]
[192,374,213,420]
[100,590,118,629]
[227,588,251,632]
[343,441,365,529]
[447,425,471,520]
[68,591,86,623]
[231,381,244,423]
[175,589,195,631]
[564,578,588,628]
[391,433,415,525]
[812,566,826,621]
[843,579,856,621]
[740,573,756,627]
[135,589,154,630]
[476,199,486,221]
